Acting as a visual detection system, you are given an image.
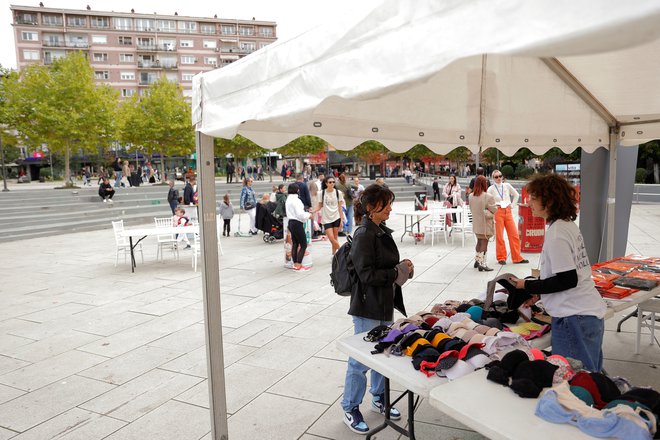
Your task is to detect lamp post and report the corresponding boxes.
[1,135,8,192]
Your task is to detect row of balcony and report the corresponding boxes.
[42,40,89,48]
[137,61,178,69]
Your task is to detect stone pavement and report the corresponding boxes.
[0,202,658,440]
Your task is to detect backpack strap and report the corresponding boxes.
[321,189,325,206]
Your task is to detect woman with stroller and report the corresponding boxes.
[285,183,311,272]
[240,177,258,235]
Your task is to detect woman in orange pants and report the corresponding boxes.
[487,171,529,265]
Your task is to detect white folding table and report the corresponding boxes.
[120,225,199,272]
[337,333,447,439]
[394,207,461,243]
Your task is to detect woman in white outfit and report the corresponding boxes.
[285,184,312,271]
[317,176,345,254]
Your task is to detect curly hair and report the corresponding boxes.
[524,174,578,222]
[354,184,396,224]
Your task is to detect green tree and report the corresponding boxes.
[445,146,472,171]
[118,76,194,179]
[214,134,267,162]
[276,135,327,172]
[338,140,389,173]
[7,52,118,186]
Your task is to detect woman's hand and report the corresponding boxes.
[508,276,526,290]
[402,259,414,278]
[523,294,540,308]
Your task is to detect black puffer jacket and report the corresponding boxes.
[348,218,406,321]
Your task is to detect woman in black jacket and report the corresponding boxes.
[340,184,414,434]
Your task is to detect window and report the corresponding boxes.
[156,20,176,32]
[113,17,132,30]
[260,27,274,37]
[92,35,107,44]
[221,25,235,35]
[119,53,134,62]
[181,73,194,81]
[66,16,86,27]
[95,71,109,80]
[42,15,63,26]
[120,72,135,80]
[21,31,38,41]
[179,40,193,48]
[23,50,39,60]
[121,89,136,98]
[239,26,254,36]
[16,13,37,25]
[92,16,109,28]
[178,21,197,33]
[67,35,88,48]
[135,19,155,31]
[160,56,176,68]
[259,42,270,49]
[204,57,217,66]
[93,52,108,62]
[183,89,193,98]
[203,40,217,49]
[221,59,235,66]
[240,42,256,53]
[180,55,195,64]
[165,72,177,82]
[160,39,176,51]
[200,24,215,34]
[118,36,132,45]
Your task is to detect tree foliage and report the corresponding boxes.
[6,52,118,185]
[276,135,327,157]
[118,76,194,174]
[214,134,267,159]
[340,140,388,163]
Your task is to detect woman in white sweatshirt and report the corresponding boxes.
[285,183,312,271]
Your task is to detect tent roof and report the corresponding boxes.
[192,0,660,155]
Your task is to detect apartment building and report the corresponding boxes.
[10,4,277,98]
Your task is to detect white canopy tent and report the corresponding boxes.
[191,1,660,437]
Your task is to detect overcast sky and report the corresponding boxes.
[1,0,377,69]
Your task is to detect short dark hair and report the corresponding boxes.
[476,167,485,176]
[525,174,578,222]
[354,184,395,224]
[287,183,299,194]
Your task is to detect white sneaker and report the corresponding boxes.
[103,199,107,203]
[108,199,114,204]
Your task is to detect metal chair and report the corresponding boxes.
[112,220,143,267]
[423,211,449,246]
[635,297,660,354]
[154,217,179,261]
[451,206,475,247]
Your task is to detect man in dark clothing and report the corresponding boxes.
[295,174,312,210]
[183,177,196,205]
[99,177,115,203]
[466,167,490,202]
[432,178,440,201]
[225,161,234,183]
[167,180,179,213]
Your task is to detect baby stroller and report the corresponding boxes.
[256,202,284,243]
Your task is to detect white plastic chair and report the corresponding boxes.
[112,220,143,267]
[635,297,660,354]
[154,217,179,261]
[451,206,475,247]
[423,211,449,245]
[192,232,201,272]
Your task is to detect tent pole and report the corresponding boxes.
[196,131,229,440]
[605,126,619,261]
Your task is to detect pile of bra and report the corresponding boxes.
[536,380,660,440]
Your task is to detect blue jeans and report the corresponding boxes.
[114,171,122,188]
[341,316,392,412]
[551,315,604,372]
[343,205,353,233]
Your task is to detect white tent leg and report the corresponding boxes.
[196,132,229,439]
[605,128,618,261]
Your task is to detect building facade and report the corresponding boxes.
[10,5,277,98]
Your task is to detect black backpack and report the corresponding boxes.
[330,226,362,296]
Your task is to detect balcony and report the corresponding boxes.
[136,44,157,52]
[42,21,64,27]
[138,60,178,70]
[66,41,89,48]
[43,41,66,48]
[16,17,38,25]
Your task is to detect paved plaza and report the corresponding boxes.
[0,198,658,440]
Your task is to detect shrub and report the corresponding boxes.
[635,168,648,183]
[501,164,515,180]
[39,168,52,181]
[515,166,534,180]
